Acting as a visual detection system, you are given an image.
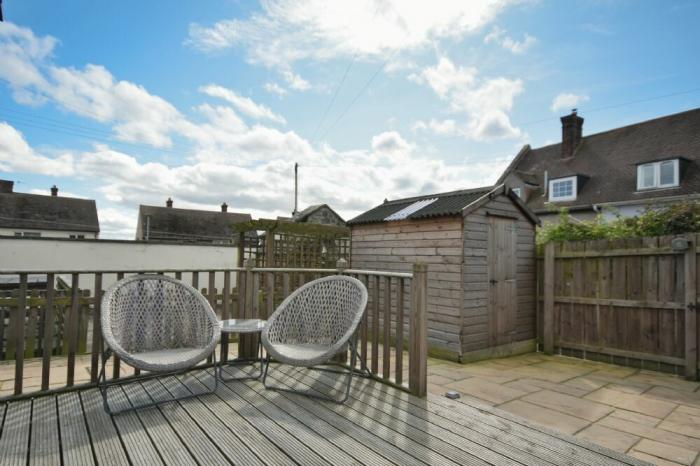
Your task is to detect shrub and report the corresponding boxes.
[537,202,700,245]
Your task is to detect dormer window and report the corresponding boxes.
[637,159,679,190]
[512,187,522,198]
[549,176,577,202]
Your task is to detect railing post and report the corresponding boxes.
[241,259,256,358]
[543,242,555,355]
[685,233,697,380]
[333,258,350,364]
[409,262,428,397]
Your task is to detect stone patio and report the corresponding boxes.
[428,353,700,466]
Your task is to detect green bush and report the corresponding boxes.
[537,202,700,245]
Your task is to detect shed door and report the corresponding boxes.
[487,216,518,346]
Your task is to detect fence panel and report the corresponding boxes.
[539,234,696,376]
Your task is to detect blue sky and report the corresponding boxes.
[1,0,699,237]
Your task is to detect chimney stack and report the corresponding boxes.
[51,185,58,196]
[221,202,228,213]
[166,197,173,208]
[0,179,13,193]
[561,109,584,158]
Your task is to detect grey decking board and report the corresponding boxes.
[264,368,453,466]
[0,399,31,466]
[140,378,232,465]
[222,375,364,466]
[120,383,197,466]
[107,384,165,466]
[190,370,330,466]
[236,377,393,466]
[57,391,96,465]
[288,367,541,466]
[158,376,270,466]
[29,396,61,466]
[80,390,130,466]
[309,368,581,466]
[176,373,296,466]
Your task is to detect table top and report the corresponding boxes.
[220,319,266,334]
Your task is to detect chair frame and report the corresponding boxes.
[98,274,220,415]
[261,275,369,403]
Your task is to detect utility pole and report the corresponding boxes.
[292,162,299,216]
[0,0,4,22]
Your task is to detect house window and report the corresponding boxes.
[637,159,679,190]
[69,234,85,239]
[548,176,577,202]
[16,232,41,238]
[512,187,522,198]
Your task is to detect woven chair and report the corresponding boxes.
[98,274,220,415]
[261,275,368,403]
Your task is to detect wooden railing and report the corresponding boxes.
[0,261,428,400]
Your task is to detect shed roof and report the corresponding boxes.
[0,192,99,233]
[347,186,495,225]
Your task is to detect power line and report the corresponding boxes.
[310,55,357,141]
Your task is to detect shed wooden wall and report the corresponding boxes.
[462,195,537,358]
[350,216,464,357]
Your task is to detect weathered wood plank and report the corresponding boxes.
[29,396,60,466]
[685,232,697,379]
[58,391,96,465]
[80,390,130,466]
[0,399,31,466]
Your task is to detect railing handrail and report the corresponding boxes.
[0,267,414,278]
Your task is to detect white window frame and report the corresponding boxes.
[548,176,577,202]
[637,159,679,190]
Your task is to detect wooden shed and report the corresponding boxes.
[348,185,539,362]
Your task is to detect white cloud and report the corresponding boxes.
[264,82,288,97]
[412,119,458,135]
[410,56,523,141]
[550,92,589,112]
[186,1,518,82]
[371,131,413,155]
[484,26,537,54]
[0,122,74,175]
[98,207,138,239]
[200,84,286,123]
[281,70,310,91]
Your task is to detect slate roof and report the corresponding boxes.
[138,205,252,242]
[347,186,494,225]
[0,192,99,233]
[293,204,345,224]
[499,107,700,213]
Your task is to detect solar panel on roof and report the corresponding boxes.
[384,198,438,221]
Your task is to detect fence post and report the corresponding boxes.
[333,258,350,364]
[409,262,428,397]
[543,242,555,354]
[241,258,256,359]
[685,233,697,380]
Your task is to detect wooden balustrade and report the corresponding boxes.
[0,261,428,400]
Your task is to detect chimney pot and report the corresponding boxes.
[0,179,13,193]
[50,185,58,196]
[166,197,173,208]
[221,202,228,213]
[560,110,584,158]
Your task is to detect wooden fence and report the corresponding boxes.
[539,234,697,378]
[0,261,427,400]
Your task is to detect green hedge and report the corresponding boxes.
[537,202,700,245]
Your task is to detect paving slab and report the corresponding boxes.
[575,424,640,453]
[499,399,591,435]
[659,406,700,439]
[586,387,678,418]
[634,439,698,465]
[445,377,527,405]
[523,389,613,422]
[599,415,700,451]
[646,386,700,408]
[629,450,685,466]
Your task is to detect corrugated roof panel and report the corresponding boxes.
[384,198,438,221]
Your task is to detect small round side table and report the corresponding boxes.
[218,319,266,381]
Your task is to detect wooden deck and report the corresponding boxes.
[0,364,649,465]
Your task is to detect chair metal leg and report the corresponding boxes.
[262,337,360,404]
[99,348,219,416]
[219,339,264,382]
